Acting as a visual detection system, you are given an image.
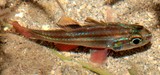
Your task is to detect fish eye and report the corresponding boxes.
[131,38,142,45]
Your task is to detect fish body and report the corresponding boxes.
[12,21,151,51]
[11,21,152,64]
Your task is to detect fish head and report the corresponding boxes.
[111,25,152,51]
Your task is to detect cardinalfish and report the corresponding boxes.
[10,17,152,64]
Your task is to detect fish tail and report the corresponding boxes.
[11,21,33,38]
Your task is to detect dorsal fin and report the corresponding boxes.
[57,16,80,27]
[84,17,106,26]
[57,16,81,30]
[55,0,81,29]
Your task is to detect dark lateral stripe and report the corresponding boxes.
[33,32,129,43]
[31,26,130,38]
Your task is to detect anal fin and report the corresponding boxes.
[55,43,78,51]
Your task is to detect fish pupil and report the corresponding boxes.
[132,38,142,44]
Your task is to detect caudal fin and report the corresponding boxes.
[11,21,32,38]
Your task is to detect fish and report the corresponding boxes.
[10,19,152,64]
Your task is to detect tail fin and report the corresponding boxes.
[11,21,32,38]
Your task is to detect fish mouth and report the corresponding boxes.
[142,28,152,40]
[145,34,152,40]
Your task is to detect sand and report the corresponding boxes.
[0,0,159,75]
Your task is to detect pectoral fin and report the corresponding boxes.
[90,48,111,64]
